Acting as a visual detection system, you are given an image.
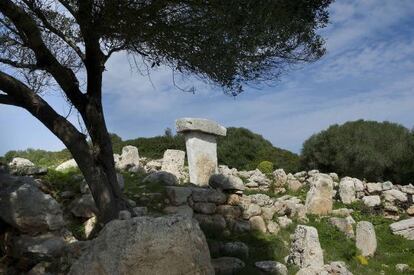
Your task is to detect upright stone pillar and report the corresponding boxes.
[176,118,226,186]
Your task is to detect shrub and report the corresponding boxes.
[257,161,274,174]
[301,120,414,184]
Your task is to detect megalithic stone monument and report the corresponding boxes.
[176,118,227,186]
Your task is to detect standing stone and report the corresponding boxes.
[116,145,140,171]
[287,225,324,269]
[161,149,186,180]
[356,221,377,257]
[305,173,333,215]
[339,177,356,204]
[176,118,226,186]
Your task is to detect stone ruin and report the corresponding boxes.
[176,118,226,186]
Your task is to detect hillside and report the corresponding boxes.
[1,127,300,172]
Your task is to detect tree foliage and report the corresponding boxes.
[301,120,414,184]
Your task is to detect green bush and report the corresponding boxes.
[301,120,414,184]
[257,161,274,174]
[217,127,300,172]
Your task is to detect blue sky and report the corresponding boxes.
[1,0,414,155]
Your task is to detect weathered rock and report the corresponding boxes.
[400,184,414,195]
[211,257,245,275]
[330,217,355,238]
[232,220,251,233]
[84,215,97,238]
[273,169,287,187]
[297,261,353,275]
[56,159,78,171]
[8,157,47,175]
[132,206,147,216]
[13,233,66,262]
[193,202,217,214]
[305,173,333,215]
[8,157,34,168]
[277,216,293,229]
[191,188,227,204]
[116,145,140,171]
[287,225,324,268]
[339,177,356,204]
[242,203,262,219]
[227,194,241,205]
[329,173,339,182]
[0,173,64,233]
[176,118,226,186]
[118,210,131,220]
[395,263,409,272]
[194,214,226,231]
[248,169,271,187]
[143,171,178,186]
[163,205,193,217]
[249,193,272,206]
[367,182,382,193]
[161,149,185,180]
[407,205,414,216]
[382,181,393,191]
[216,205,242,219]
[287,178,303,192]
[267,221,280,234]
[165,186,192,205]
[69,215,214,275]
[362,195,381,207]
[69,194,98,218]
[27,262,52,275]
[249,216,267,233]
[390,218,414,240]
[221,242,249,260]
[356,221,377,256]
[255,261,287,275]
[332,208,354,217]
[383,189,408,202]
[209,174,245,191]
[261,206,276,221]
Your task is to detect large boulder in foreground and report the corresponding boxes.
[305,173,333,215]
[0,173,64,234]
[69,215,214,275]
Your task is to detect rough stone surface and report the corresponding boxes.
[143,171,178,186]
[165,186,192,205]
[209,174,245,191]
[383,189,408,202]
[287,225,324,269]
[267,221,280,235]
[277,216,292,229]
[211,257,245,275]
[193,202,217,214]
[395,263,409,272]
[176,117,227,136]
[0,173,64,234]
[330,217,355,238]
[163,205,193,218]
[367,182,382,193]
[356,221,377,256]
[255,261,287,275]
[362,195,381,207]
[273,169,287,187]
[297,261,353,275]
[216,205,242,219]
[390,218,414,240]
[116,145,140,171]
[191,188,227,204]
[249,216,267,233]
[242,204,262,219]
[305,173,333,215]
[84,216,97,238]
[69,215,214,275]
[339,177,356,204]
[69,194,98,218]
[221,242,249,260]
[400,184,414,194]
[13,233,66,262]
[161,149,186,180]
[56,159,78,171]
[194,214,226,231]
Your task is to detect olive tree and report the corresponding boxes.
[0,0,332,223]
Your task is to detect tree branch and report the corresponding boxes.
[0,70,85,148]
[0,0,87,112]
[0,58,38,70]
[22,0,85,60]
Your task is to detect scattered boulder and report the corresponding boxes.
[367,182,382,194]
[194,214,226,231]
[255,261,287,275]
[193,202,217,214]
[192,188,227,204]
[0,173,64,234]
[400,184,414,195]
[161,149,185,180]
[383,189,408,202]
[273,169,287,187]
[115,145,140,171]
[163,205,193,217]
[267,221,280,234]
[339,177,356,204]
[249,216,267,233]
[209,174,245,191]
[329,217,355,238]
[297,261,353,275]
[69,215,214,275]
[390,218,414,240]
[165,186,192,205]
[362,195,381,207]
[143,171,178,186]
[219,241,249,260]
[356,221,377,256]
[211,257,245,275]
[69,194,98,218]
[287,225,324,268]
[242,204,262,219]
[305,173,333,215]
[8,157,47,175]
[56,159,78,171]
[277,216,292,229]
[395,263,409,272]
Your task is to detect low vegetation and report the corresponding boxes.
[301,120,414,184]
